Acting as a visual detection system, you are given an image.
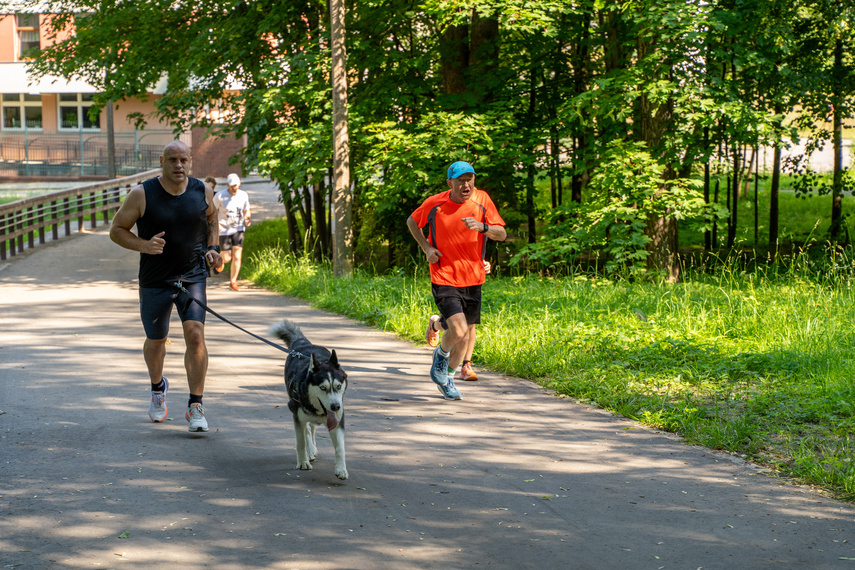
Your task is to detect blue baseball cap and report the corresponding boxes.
[447,161,476,180]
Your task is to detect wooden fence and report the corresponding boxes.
[0,169,159,261]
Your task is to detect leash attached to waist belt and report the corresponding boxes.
[172,280,303,359]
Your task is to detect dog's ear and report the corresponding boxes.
[329,349,339,368]
[310,353,320,372]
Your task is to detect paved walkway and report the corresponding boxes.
[2,178,855,569]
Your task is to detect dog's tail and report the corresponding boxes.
[268,319,306,349]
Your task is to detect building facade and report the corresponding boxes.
[0,4,244,180]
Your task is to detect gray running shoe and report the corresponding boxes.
[148,377,169,423]
[185,403,209,432]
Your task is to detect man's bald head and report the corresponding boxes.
[162,140,191,158]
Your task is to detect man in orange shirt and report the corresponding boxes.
[407,161,507,399]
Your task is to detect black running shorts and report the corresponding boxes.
[431,284,482,326]
[219,231,245,250]
[139,281,206,340]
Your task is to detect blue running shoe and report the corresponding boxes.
[430,347,449,385]
[437,377,462,400]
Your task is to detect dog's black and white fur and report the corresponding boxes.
[269,320,348,480]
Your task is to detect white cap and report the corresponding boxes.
[226,173,241,186]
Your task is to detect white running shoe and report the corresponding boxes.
[148,377,169,423]
[185,403,209,432]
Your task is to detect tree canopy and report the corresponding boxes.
[30,0,855,278]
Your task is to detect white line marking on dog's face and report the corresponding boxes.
[307,371,346,415]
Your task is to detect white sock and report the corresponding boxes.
[447,369,457,383]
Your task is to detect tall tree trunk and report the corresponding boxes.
[830,38,845,241]
[571,137,583,203]
[330,0,353,276]
[301,185,313,235]
[526,69,537,244]
[739,145,754,200]
[387,227,395,270]
[282,187,300,255]
[646,209,679,281]
[600,9,623,74]
[570,12,591,206]
[703,126,711,251]
[727,150,739,248]
[556,140,564,206]
[725,175,731,238]
[753,145,759,247]
[769,143,781,258]
[550,132,558,209]
[327,167,334,251]
[106,100,116,179]
[292,184,311,250]
[439,22,468,96]
[636,33,678,280]
[468,9,498,105]
[312,177,328,260]
[712,177,720,246]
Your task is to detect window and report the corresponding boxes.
[58,93,100,130]
[16,13,40,60]
[1,93,43,130]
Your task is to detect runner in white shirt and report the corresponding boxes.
[213,173,251,290]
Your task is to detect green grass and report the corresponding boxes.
[1,192,38,206]
[682,175,855,249]
[0,182,82,206]
[533,173,855,250]
[242,218,855,501]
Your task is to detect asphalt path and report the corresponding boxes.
[2,178,855,569]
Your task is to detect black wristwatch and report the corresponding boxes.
[207,245,221,253]
[480,223,489,234]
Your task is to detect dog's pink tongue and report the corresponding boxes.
[326,410,339,431]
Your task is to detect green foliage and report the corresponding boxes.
[512,140,727,275]
[30,0,855,272]
[353,109,524,263]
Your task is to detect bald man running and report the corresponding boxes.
[110,141,222,433]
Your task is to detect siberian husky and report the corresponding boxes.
[269,320,348,480]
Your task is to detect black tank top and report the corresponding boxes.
[137,176,209,287]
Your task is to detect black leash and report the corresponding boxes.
[172,281,303,358]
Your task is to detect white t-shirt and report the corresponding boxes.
[214,188,250,236]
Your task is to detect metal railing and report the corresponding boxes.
[0,130,191,177]
[0,169,159,260]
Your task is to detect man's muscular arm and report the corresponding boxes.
[110,185,165,254]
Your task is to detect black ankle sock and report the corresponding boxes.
[151,378,166,392]
[188,394,203,407]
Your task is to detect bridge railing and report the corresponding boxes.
[0,169,159,261]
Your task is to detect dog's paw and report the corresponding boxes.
[335,465,348,480]
[296,461,313,471]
